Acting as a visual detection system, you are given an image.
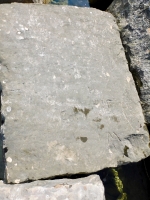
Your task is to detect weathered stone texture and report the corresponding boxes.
[0,4,149,183]
[0,175,105,200]
[108,0,150,124]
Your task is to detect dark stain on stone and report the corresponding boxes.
[100,124,104,129]
[73,107,78,114]
[82,108,90,117]
[73,107,91,117]
[124,145,129,157]
[23,149,31,155]
[80,137,88,143]
[93,118,101,122]
[76,137,88,143]
[112,116,119,122]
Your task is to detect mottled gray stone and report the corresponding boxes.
[107,0,150,124]
[0,4,149,183]
[0,175,105,200]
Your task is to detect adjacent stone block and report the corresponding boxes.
[108,0,150,124]
[0,4,149,183]
[0,175,105,200]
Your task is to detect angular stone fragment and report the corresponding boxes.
[107,0,150,124]
[0,175,105,200]
[0,4,149,183]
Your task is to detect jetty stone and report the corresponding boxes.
[0,175,105,200]
[0,4,149,183]
[108,0,150,124]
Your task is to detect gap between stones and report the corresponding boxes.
[90,0,113,11]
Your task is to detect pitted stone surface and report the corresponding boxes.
[0,4,149,183]
[0,175,105,200]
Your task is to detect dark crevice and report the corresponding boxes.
[6,168,112,184]
[1,114,5,126]
[90,0,114,11]
[0,83,5,180]
[146,124,150,135]
[4,160,150,200]
[143,156,150,182]
[8,171,99,184]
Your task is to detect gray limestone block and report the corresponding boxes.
[107,0,150,124]
[0,175,105,200]
[0,4,149,183]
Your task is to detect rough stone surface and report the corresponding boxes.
[0,4,149,183]
[107,0,150,124]
[0,175,105,200]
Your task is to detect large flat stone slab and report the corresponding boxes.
[0,4,149,183]
[0,175,105,200]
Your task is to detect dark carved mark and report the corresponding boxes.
[112,116,119,122]
[124,145,129,157]
[76,137,88,143]
[73,107,91,117]
[73,107,78,114]
[100,124,104,129]
[80,137,88,143]
[93,118,101,122]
